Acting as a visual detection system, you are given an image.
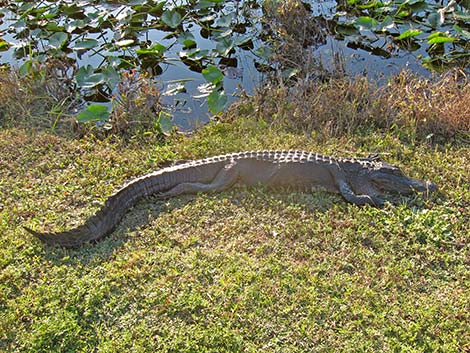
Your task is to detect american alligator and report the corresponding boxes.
[24,150,436,248]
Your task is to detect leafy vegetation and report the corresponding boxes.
[0,0,469,128]
[335,0,470,68]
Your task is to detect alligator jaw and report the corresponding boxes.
[373,173,437,195]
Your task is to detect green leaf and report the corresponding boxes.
[254,46,273,59]
[398,29,422,40]
[102,66,120,89]
[161,9,182,28]
[195,0,218,10]
[216,14,233,27]
[73,38,99,50]
[179,48,209,61]
[46,22,64,32]
[19,61,32,77]
[427,12,443,28]
[77,104,110,123]
[65,19,88,33]
[177,32,196,48]
[357,1,380,10]
[0,38,10,51]
[378,16,395,32]
[215,38,234,56]
[136,43,167,56]
[355,16,378,30]
[202,65,224,85]
[427,35,456,44]
[48,32,68,49]
[76,66,106,89]
[207,90,227,114]
[157,112,174,135]
[335,24,359,36]
[454,25,470,40]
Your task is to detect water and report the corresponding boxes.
[0,0,467,130]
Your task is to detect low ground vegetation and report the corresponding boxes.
[1,1,469,351]
[0,110,469,351]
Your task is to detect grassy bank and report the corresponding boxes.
[0,111,469,351]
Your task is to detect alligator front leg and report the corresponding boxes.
[337,180,384,206]
[158,161,240,199]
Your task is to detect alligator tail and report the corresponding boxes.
[23,224,96,248]
[22,162,225,248]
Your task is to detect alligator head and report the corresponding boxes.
[343,158,437,204]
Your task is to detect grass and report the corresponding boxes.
[237,70,470,141]
[0,112,469,351]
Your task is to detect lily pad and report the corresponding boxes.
[355,16,379,30]
[178,32,196,48]
[48,32,68,49]
[202,65,224,85]
[73,38,99,51]
[76,66,106,89]
[207,90,227,114]
[398,28,422,40]
[157,112,174,135]
[161,9,182,28]
[136,43,167,56]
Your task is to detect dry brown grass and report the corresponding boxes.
[253,0,469,141]
[0,63,163,137]
[0,58,79,132]
[384,70,470,139]
[229,70,470,141]
[0,56,467,141]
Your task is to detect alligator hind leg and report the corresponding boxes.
[158,162,240,199]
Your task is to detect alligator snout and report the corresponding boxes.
[408,178,437,193]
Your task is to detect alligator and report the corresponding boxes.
[23,150,436,248]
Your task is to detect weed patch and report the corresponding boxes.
[231,70,470,141]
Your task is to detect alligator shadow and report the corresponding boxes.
[38,187,439,267]
[36,188,338,266]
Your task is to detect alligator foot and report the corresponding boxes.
[337,180,384,206]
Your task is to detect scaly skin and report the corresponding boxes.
[23,150,436,248]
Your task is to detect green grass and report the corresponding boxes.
[0,118,469,352]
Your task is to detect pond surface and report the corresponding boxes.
[0,0,468,130]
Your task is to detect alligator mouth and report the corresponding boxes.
[374,175,437,194]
